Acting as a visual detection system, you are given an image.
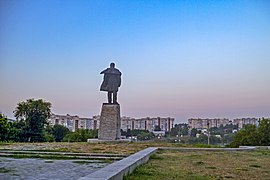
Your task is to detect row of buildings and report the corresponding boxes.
[188,118,259,130]
[121,116,174,132]
[48,113,262,133]
[48,113,174,132]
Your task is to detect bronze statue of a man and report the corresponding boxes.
[100,63,122,104]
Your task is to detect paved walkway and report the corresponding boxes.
[0,157,109,180]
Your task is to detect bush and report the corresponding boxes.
[44,133,55,142]
[52,125,70,142]
[63,129,98,142]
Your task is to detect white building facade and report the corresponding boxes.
[233,118,258,129]
[49,113,174,132]
[121,116,174,132]
[188,118,260,130]
[48,114,99,132]
[188,118,230,130]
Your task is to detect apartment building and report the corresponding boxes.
[233,118,258,129]
[188,118,230,130]
[121,116,174,132]
[188,117,260,130]
[48,113,99,132]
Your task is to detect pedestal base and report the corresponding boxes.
[98,103,121,140]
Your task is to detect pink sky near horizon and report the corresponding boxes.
[1,1,270,123]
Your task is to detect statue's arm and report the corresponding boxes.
[118,76,121,87]
[100,68,108,74]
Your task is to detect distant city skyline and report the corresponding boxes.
[1,0,270,123]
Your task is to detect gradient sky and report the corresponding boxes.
[1,0,270,123]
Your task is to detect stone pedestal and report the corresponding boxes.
[98,103,121,140]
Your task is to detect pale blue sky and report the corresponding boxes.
[1,0,270,122]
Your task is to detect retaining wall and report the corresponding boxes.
[78,147,158,180]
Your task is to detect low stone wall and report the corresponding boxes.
[240,146,270,150]
[159,146,257,151]
[78,147,158,180]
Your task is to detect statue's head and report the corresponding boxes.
[110,62,115,68]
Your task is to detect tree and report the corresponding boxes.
[190,128,198,137]
[230,118,270,147]
[257,118,270,145]
[0,114,10,141]
[14,99,51,142]
[170,124,189,137]
[52,124,70,142]
[137,131,155,141]
[8,120,25,142]
[230,124,258,147]
[223,133,234,145]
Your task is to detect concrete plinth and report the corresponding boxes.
[98,103,121,140]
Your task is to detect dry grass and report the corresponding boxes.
[125,150,270,180]
[0,141,187,154]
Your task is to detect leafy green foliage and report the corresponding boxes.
[44,132,55,142]
[190,128,198,137]
[13,99,52,142]
[63,129,98,142]
[170,123,189,137]
[230,118,270,147]
[52,124,70,142]
[210,124,238,137]
[121,129,155,141]
[8,120,26,142]
[0,114,10,141]
[257,118,270,146]
[137,131,155,141]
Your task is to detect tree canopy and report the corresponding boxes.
[0,114,10,141]
[14,99,52,142]
[52,124,70,142]
[230,118,270,147]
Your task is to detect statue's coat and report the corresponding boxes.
[100,68,122,92]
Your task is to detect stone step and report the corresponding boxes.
[0,150,128,157]
[0,152,124,160]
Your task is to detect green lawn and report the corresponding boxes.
[125,150,270,180]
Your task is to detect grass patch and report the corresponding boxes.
[206,166,217,169]
[0,167,11,173]
[193,144,220,148]
[0,167,14,173]
[249,164,261,168]
[194,161,204,165]
[235,167,248,171]
[186,154,203,159]
[72,159,113,164]
[44,160,54,163]
[73,160,97,164]
[5,154,68,160]
[0,143,11,146]
[1,154,92,160]
[92,148,104,151]
[125,150,270,180]
[0,142,225,154]
[149,154,163,160]
[73,160,100,164]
